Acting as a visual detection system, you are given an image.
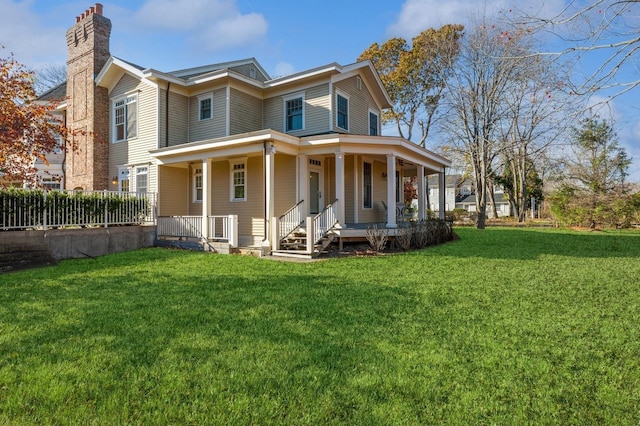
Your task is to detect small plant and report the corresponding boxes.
[395,225,413,250]
[365,224,388,253]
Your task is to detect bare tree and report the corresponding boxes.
[34,64,67,95]
[442,24,532,229]
[512,0,640,97]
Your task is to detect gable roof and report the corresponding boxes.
[37,81,67,102]
[94,55,392,109]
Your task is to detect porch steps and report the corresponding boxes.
[275,228,337,259]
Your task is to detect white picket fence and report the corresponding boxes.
[0,189,157,231]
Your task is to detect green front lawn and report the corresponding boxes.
[1,227,639,424]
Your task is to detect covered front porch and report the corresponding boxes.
[150,130,451,257]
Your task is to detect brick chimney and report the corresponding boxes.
[65,3,111,190]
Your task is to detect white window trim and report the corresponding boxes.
[198,93,213,121]
[118,166,130,192]
[362,160,373,209]
[336,90,350,131]
[135,166,148,194]
[368,108,380,136]
[283,92,305,132]
[229,158,247,202]
[192,166,203,203]
[112,92,138,143]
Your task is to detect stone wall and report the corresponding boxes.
[0,226,156,273]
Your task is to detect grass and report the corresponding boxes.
[1,227,639,424]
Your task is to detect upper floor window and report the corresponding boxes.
[193,167,203,202]
[199,94,212,120]
[113,94,137,142]
[284,93,304,132]
[363,161,372,209]
[369,110,379,136]
[136,166,148,193]
[230,160,246,201]
[336,92,349,130]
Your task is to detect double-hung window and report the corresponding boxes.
[336,93,349,130]
[369,110,379,136]
[230,160,246,201]
[363,161,372,209]
[284,93,304,132]
[113,94,137,142]
[199,94,212,120]
[193,167,203,202]
[136,166,148,193]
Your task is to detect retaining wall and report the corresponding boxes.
[0,226,156,262]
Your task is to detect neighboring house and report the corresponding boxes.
[33,82,67,190]
[456,188,511,218]
[427,174,471,213]
[52,3,451,255]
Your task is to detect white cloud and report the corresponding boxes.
[0,0,66,68]
[134,0,267,52]
[272,61,295,78]
[387,0,566,39]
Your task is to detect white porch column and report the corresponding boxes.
[386,154,397,228]
[417,165,425,221]
[439,169,446,220]
[335,152,345,226]
[298,154,308,217]
[201,159,211,240]
[264,143,275,245]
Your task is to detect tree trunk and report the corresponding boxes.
[487,180,498,219]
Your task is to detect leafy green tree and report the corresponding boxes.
[358,24,464,147]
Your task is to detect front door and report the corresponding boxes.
[309,170,322,214]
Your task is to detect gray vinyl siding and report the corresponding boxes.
[344,155,355,223]
[189,87,226,142]
[333,77,379,136]
[210,156,264,245]
[263,83,330,136]
[229,63,268,82]
[108,73,158,192]
[229,88,262,135]
[356,159,387,223]
[158,166,189,216]
[159,89,189,147]
[274,154,297,216]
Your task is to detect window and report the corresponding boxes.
[337,93,349,130]
[136,166,148,193]
[41,178,61,190]
[230,161,246,201]
[363,161,372,209]
[199,94,212,120]
[113,94,137,142]
[119,168,130,192]
[193,167,203,202]
[250,67,257,79]
[369,110,379,136]
[284,93,304,132]
[396,170,401,203]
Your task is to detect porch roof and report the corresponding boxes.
[149,129,451,172]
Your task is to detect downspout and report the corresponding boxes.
[165,82,170,147]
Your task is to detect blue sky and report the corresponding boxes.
[1,0,638,180]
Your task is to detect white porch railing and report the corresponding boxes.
[278,200,304,241]
[0,189,156,231]
[157,215,237,246]
[311,199,338,245]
